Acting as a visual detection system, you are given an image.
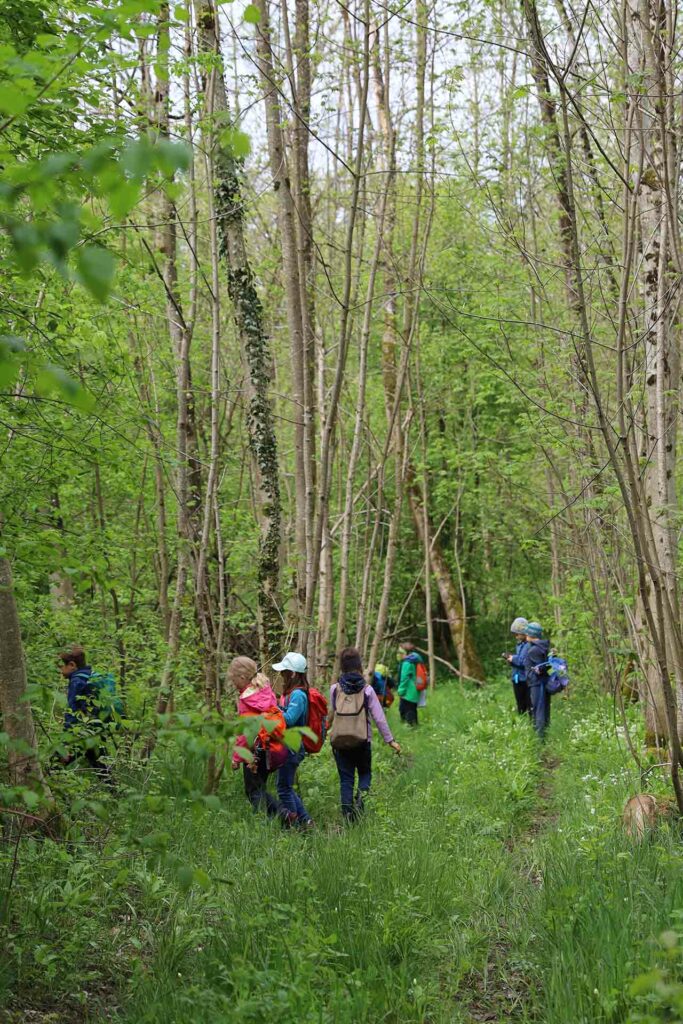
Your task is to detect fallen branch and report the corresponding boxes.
[413,645,485,687]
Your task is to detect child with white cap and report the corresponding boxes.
[273,651,314,828]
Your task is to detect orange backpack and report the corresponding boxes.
[416,663,429,692]
[244,707,288,769]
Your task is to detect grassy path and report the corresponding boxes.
[2,683,683,1023]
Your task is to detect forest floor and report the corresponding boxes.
[1,682,682,1024]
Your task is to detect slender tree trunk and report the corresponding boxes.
[626,0,682,740]
[196,0,283,662]
[254,0,309,636]
[0,557,55,812]
[371,4,484,679]
[153,3,195,717]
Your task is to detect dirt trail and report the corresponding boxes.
[461,749,560,1023]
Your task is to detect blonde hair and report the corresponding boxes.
[228,656,258,692]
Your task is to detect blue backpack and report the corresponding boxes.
[91,672,125,722]
[541,655,570,695]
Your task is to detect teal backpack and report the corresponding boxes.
[91,672,124,722]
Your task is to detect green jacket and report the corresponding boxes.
[397,656,421,703]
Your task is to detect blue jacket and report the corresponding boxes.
[509,641,530,684]
[65,667,96,729]
[523,639,551,685]
[280,688,308,727]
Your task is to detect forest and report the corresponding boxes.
[1,0,683,1020]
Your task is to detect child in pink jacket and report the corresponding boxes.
[229,657,295,825]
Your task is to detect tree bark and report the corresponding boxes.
[0,557,55,811]
[254,0,309,636]
[196,0,283,662]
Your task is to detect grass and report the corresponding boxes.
[1,681,681,1023]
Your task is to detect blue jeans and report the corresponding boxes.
[276,748,311,823]
[334,742,372,821]
[529,682,551,738]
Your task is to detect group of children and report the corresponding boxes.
[504,617,552,736]
[229,642,427,827]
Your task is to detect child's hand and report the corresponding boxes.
[390,741,401,754]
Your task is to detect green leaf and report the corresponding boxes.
[122,139,154,180]
[76,245,115,302]
[0,83,32,117]
[201,794,221,811]
[108,181,141,219]
[219,127,251,158]
[193,868,211,890]
[243,3,261,23]
[155,140,192,177]
[0,357,20,389]
[35,364,95,412]
[21,789,40,810]
[628,969,663,996]
[176,864,194,892]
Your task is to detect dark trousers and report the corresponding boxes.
[399,697,418,726]
[276,748,311,823]
[512,679,531,716]
[243,749,291,821]
[529,682,551,738]
[333,742,372,821]
[60,728,112,782]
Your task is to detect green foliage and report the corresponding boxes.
[3,685,679,1022]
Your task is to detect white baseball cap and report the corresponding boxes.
[272,652,307,674]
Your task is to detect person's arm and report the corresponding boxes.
[526,644,547,676]
[366,687,399,749]
[282,689,307,727]
[509,651,526,668]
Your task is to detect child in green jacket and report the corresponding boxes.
[397,642,422,726]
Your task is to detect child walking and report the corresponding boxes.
[273,651,314,829]
[229,657,296,826]
[396,642,424,726]
[329,647,401,822]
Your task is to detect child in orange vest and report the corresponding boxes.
[229,657,296,826]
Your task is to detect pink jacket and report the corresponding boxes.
[232,683,280,765]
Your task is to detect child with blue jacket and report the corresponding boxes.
[504,617,531,716]
[274,651,314,829]
[522,622,552,738]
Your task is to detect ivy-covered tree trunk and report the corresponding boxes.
[196,0,282,662]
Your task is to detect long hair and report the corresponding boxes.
[281,669,309,694]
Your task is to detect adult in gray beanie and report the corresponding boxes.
[504,617,531,716]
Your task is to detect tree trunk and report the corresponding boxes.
[627,0,682,740]
[0,557,55,811]
[254,0,309,636]
[371,8,484,680]
[196,0,283,662]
